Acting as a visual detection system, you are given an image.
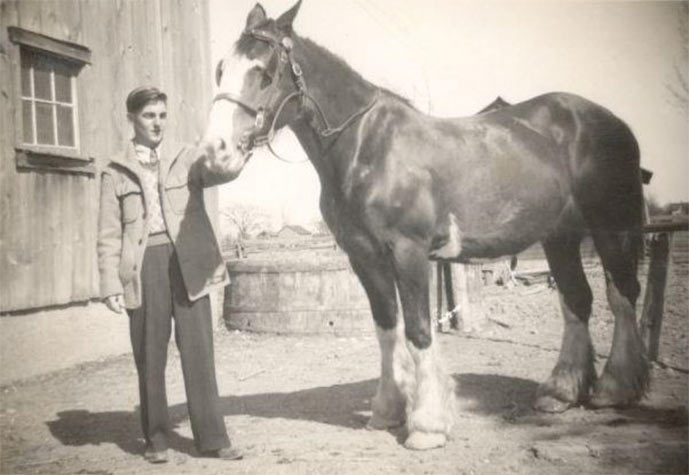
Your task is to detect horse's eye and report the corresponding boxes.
[258,68,273,89]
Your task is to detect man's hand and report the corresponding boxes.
[104,294,125,314]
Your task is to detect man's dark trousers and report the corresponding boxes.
[127,241,230,453]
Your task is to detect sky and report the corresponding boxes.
[209,0,689,228]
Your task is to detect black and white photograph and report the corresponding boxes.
[1,0,687,473]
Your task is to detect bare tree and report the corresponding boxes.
[309,219,332,236]
[220,203,271,241]
[667,2,688,112]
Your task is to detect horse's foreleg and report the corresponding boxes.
[348,254,411,430]
[392,237,455,450]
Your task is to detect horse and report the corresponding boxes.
[201,1,648,450]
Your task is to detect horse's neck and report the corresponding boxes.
[288,36,377,187]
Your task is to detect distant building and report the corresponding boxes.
[668,202,689,215]
[276,225,312,240]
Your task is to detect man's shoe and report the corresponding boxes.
[202,447,243,460]
[144,448,168,464]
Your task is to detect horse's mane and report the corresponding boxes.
[232,29,415,110]
[300,37,416,109]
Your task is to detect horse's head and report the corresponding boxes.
[201,1,304,165]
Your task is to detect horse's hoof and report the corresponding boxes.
[366,414,404,430]
[404,431,447,450]
[588,386,637,409]
[533,394,575,413]
[588,371,646,409]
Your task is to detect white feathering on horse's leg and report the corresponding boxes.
[368,323,414,430]
[404,331,456,450]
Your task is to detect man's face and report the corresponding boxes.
[129,100,167,148]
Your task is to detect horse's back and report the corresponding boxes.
[484,92,643,231]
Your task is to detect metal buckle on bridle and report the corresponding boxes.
[281,36,294,51]
[254,108,266,130]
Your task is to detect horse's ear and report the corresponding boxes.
[246,3,267,30]
[276,0,302,33]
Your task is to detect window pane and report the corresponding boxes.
[22,100,34,143]
[33,54,52,101]
[56,105,75,147]
[53,62,73,103]
[35,102,55,145]
[20,50,32,97]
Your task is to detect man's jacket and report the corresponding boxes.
[98,141,234,309]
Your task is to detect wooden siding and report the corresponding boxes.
[0,0,213,312]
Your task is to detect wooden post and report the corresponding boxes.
[639,232,673,362]
[436,262,444,332]
[442,262,458,330]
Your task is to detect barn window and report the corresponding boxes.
[20,48,79,149]
[8,27,92,172]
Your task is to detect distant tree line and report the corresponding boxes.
[646,195,689,216]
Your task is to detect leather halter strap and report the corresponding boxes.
[211,28,379,162]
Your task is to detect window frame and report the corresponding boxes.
[20,48,82,152]
[8,27,94,173]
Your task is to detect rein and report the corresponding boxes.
[212,30,379,163]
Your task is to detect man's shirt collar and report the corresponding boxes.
[133,141,160,166]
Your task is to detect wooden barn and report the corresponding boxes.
[0,0,214,313]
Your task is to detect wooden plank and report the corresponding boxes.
[39,0,83,44]
[189,0,212,141]
[77,176,98,300]
[643,219,689,233]
[16,0,42,33]
[79,0,111,166]
[53,173,72,302]
[161,0,212,143]
[0,0,20,312]
[15,172,42,309]
[639,232,673,361]
[36,172,54,307]
[7,158,34,310]
[129,0,154,84]
[76,0,111,302]
[16,151,95,173]
[435,262,443,331]
[8,26,91,63]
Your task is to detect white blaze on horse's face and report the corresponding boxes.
[203,54,265,158]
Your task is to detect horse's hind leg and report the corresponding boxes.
[589,230,648,408]
[535,232,597,412]
[348,250,412,430]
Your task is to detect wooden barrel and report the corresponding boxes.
[224,255,373,334]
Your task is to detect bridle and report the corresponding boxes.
[211,27,379,162]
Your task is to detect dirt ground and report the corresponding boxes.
[1,252,687,474]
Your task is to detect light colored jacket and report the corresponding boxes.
[97,141,236,309]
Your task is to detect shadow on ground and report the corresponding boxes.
[46,405,195,457]
[46,372,687,473]
[46,373,538,452]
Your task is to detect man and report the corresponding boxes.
[98,86,247,463]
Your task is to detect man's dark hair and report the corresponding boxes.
[126,86,167,114]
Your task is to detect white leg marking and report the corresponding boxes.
[404,334,456,450]
[368,323,414,429]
